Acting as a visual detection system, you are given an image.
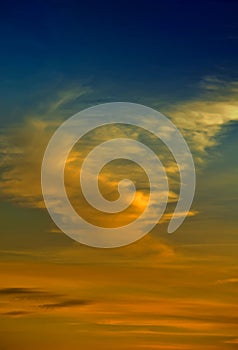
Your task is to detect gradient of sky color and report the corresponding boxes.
[0,0,238,349]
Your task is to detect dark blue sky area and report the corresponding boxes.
[1,0,238,121]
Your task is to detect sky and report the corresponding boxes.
[0,0,238,349]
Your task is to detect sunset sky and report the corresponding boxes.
[0,0,238,349]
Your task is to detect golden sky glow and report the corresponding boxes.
[0,78,238,349]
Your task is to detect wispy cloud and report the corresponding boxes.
[224,338,238,344]
[1,78,238,234]
[0,91,186,229]
[0,285,93,318]
[215,278,238,285]
[165,77,238,162]
[1,310,32,316]
[0,287,46,295]
[40,299,92,309]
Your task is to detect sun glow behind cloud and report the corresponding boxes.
[1,78,238,228]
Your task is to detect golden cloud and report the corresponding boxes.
[2,78,237,230]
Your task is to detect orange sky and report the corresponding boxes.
[0,80,238,349]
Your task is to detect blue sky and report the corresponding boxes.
[1,0,238,124]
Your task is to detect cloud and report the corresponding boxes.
[1,310,32,317]
[0,86,88,208]
[0,95,191,226]
[0,287,46,295]
[0,104,182,237]
[47,86,91,114]
[0,121,56,209]
[1,78,238,234]
[165,77,238,162]
[224,338,238,344]
[40,299,92,309]
[0,284,93,318]
[215,278,238,285]
[96,296,238,347]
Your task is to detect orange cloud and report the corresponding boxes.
[3,79,237,233]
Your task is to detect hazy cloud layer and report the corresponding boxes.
[0,79,237,233]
